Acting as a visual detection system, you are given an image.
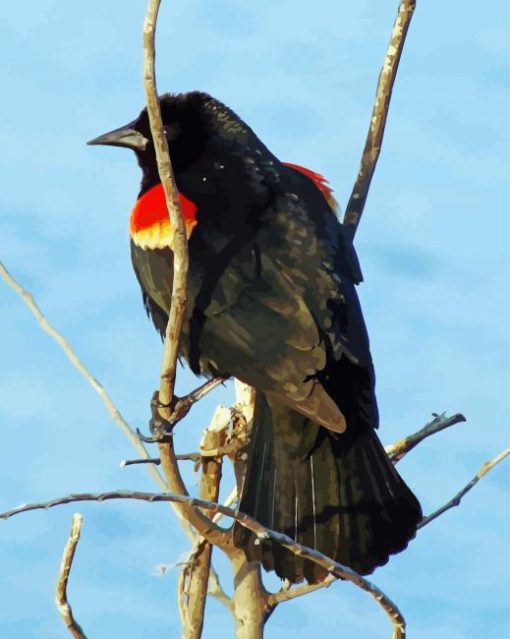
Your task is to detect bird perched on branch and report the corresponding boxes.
[89,91,421,583]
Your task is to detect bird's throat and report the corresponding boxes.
[130,183,198,250]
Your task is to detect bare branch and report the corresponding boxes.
[7,437,507,639]
[343,0,416,238]
[143,0,188,406]
[0,490,405,638]
[268,574,336,607]
[121,453,202,467]
[55,514,86,639]
[419,446,510,529]
[227,381,274,637]
[0,492,222,521]
[186,377,227,405]
[212,486,238,524]
[386,413,466,463]
[0,260,166,491]
[270,411,468,607]
[208,566,234,612]
[179,540,212,637]
[180,407,229,638]
[141,0,227,549]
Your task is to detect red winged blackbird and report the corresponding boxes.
[89,91,421,583]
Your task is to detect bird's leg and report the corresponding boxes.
[137,378,228,444]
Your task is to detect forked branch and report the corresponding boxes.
[386,412,466,463]
[419,447,510,528]
[0,491,406,638]
[4,441,508,638]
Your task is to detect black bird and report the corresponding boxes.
[89,91,422,583]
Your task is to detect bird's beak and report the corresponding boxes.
[87,123,149,152]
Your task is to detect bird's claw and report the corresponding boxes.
[136,427,168,444]
[138,390,193,444]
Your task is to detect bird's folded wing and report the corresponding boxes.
[202,245,346,432]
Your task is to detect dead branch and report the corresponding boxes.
[179,407,229,638]
[269,411,468,607]
[386,412,466,463]
[55,514,87,639]
[5,436,508,638]
[0,260,166,492]
[143,0,188,405]
[268,574,336,607]
[142,0,228,549]
[208,566,234,612]
[227,382,273,639]
[121,453,201,467]
[343,0,416,238]
[419,446,510,528]
[0,490,405,638]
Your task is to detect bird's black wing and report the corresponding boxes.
[195,173,378,433]
[259,166,379,432]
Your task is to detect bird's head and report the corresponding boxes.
[87,92,265,249]
[88,92,225,193]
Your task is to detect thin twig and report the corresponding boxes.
[186,377,227,405]
[386,413,466,463]
[343,0,416,238]
[55,514,87,639]
[0,491,228,521]
[208,566,234,612]
[0,490,405,638]
[268,574,336,607]
[419,446,510,528]
[0,260,166,491]
[121,453,202,467]
[268,412,467,607]
[5,440,508,637]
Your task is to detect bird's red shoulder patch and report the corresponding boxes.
[129,183,198,249]
[283,162,339,214]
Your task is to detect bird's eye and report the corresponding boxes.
[163,123,181,141]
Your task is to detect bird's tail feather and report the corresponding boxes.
[233,393,422,583]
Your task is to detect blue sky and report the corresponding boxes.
[0,1,508,637]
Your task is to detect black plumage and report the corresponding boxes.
[90,91,422,582]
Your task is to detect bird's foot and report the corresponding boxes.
[137,390,194,444]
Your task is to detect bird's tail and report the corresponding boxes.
[233,393,422,583]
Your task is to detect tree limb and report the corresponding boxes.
[0,490,406,638]
[143,0,188,406]
[179,407,229,638]
[418,446,510,529]
[55,514,87,639]
[0,260,166,491]
[268,574,336,607]
[8,438,507,638]
[343,0,416,238]
[141,0,227,549]
[386,412,466,463]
